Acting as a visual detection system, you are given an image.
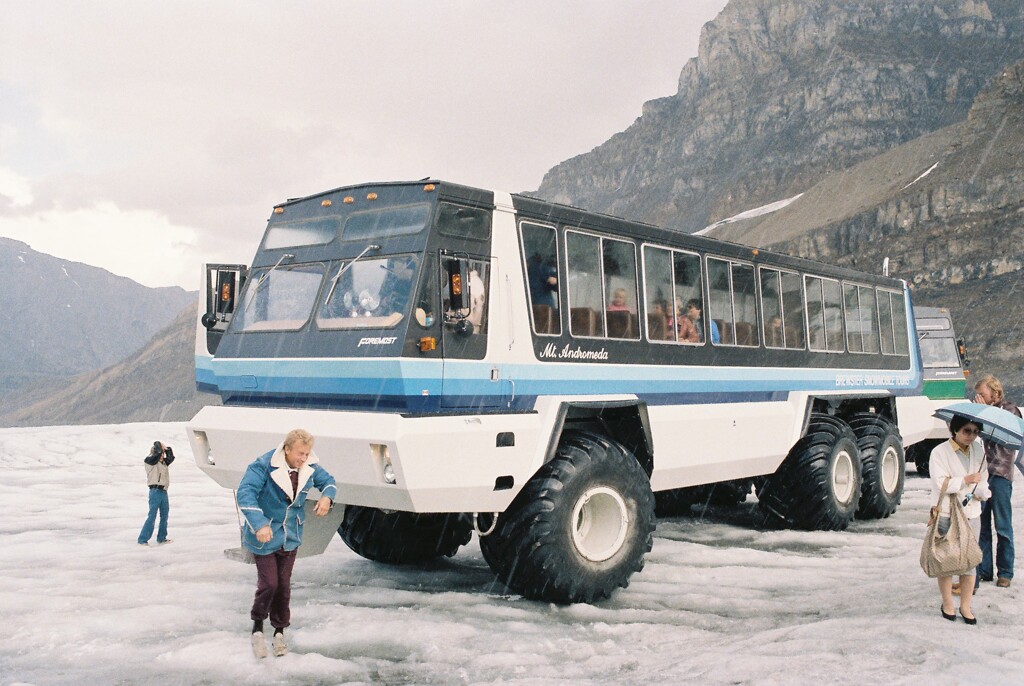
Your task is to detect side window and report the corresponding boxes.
[878,289,908,355]
[642,246,674,342]
[566,231,605,337]
[641,246,703,344]
[441,256,489,335]
[892,291,909,355]
[805,275,844,352]
[780,271,806,349]
[706,257,755,346]
[761,267,806,349]
[603,239,640,340]
[843,283,879,353]
[520,222,560,336]
[435,203,491,241]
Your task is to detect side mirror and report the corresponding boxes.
[445,257,471,312]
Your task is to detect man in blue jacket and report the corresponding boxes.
[236,429,337,658]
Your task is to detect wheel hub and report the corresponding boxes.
[831,449,856,504]
[571,486,629,562]
[880,445,900,494]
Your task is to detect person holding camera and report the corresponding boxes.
[138,441,174,546]
[237,428,337,658]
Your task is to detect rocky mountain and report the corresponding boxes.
[536,0,1024,234]
[0,238,196,408]
[710,59,1024,397]
[0,304,220,427]
[533,0,1024,398]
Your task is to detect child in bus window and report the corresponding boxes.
[608,288,630,312]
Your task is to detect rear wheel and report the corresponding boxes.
[337,506,472,564]
[849,413,905,519]
[758,414,862,530]
[481,430,655,603]
[906,439,942,478]
[654,487,701,517]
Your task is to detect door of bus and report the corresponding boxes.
[439,252,508,409]
[199,263,249,356]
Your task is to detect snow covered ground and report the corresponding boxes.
[2,422,1023,686]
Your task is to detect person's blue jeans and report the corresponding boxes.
[138,488,169,544]
[979,475,1014,581]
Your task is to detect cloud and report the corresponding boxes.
[0,2,728,287]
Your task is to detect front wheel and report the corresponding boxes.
[481,430,655,603]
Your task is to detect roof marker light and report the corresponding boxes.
[321,199,332,207]
[423,184,436,192]
[273,207,284,214]
[367,192,378,201]
[343,196,355,204]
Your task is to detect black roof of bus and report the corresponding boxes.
[271,179,905,290]
[276,179,494,210]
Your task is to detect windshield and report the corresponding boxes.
[234,263,325,332]
[317,254,420,330]
[920,337,961,369]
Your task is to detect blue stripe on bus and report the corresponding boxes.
[198,356,920,400]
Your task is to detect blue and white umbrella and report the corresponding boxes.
[933,401,1024,449]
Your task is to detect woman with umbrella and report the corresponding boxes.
[929,414,990,624]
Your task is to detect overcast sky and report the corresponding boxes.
[0,1,727,290]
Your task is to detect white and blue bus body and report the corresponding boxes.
[188,179,922,603]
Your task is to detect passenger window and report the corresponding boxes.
[566,231,605,337]
[707,257,755,346]
[779,271,806,349]
[520,222,561,336]
[760,267,809,350]
[805,275,844,352]
[843,283,879,353]
[878,289,908,355]
[602,239,639,340]
[643,245,704,344]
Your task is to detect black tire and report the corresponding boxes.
[758,414,862,531]
[849,413,905,519]
[654,486,701,517]
[337,506,472,564]
[481,430,655,604]
[906,439,942,478]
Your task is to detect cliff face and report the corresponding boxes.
[535,0,1024,233]
[734,60,1024,397]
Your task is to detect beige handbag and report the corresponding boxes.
[920,477,983,578]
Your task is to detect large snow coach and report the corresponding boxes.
[188,179,924,603]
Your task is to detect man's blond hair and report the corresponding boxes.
[283,428,314,449]
[974,374,1004,403]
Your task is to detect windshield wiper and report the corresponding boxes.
[242,253,294,311]
[324,244,381,306]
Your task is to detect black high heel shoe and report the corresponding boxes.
[960,610,977,625]
[941,606,956,621]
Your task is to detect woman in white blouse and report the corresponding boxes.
[929,415,990,625]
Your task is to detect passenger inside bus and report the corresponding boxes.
[670,297,700,343]
[685,299,720,344]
